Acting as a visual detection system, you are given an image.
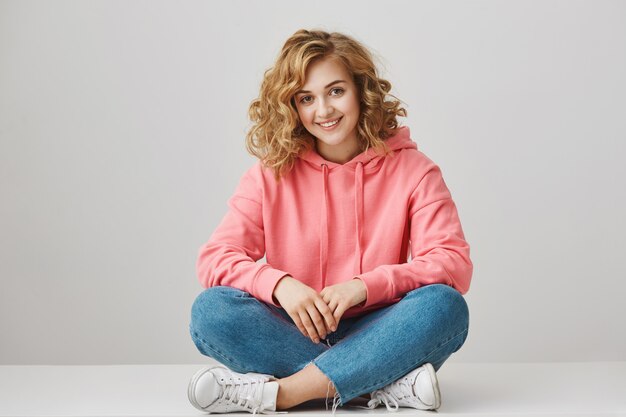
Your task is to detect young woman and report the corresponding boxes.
[188,29,472,415]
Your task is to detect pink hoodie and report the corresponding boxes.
[197,126,472,318]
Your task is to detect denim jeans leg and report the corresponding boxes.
[189,286,330,377]
[312,283,470,407]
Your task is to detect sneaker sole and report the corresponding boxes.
[423,363,442,410]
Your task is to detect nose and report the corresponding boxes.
[317,98,334,119]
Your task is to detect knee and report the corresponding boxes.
[411,284,469,328]
[190,286,246,332]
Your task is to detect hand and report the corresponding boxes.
[320,279,367,327]
[272,276,338,344]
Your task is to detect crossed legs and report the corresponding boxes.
[189,284,469,410]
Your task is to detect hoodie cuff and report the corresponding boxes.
[255,267,290,308]
[355,268,394,309]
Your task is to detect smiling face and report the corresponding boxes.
[293,56,361,164]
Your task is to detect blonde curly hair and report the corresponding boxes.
[246,29,407,180]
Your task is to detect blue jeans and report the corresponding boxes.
[189,283,469,407]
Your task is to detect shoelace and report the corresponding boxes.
[351,375,417,412]
[218,376,287,415]
[368,389,401,411]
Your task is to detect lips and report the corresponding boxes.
[316,116,342,128]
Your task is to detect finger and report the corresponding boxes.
[322,293,338,314]
[333,302,348,324]
[289,311,308,338]
[306,304,328,340]
[315,297,337,332]
[298,310,321,343]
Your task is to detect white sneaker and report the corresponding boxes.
[187,365,287,415]
[359,363,441,411]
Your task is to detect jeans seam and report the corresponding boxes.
[345,327,469,398]
[190,326,248,372]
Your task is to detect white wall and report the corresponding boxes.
[1,0,624,364]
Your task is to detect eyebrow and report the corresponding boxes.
[295,80,346,95]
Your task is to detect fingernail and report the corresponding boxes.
[314,338,320,343]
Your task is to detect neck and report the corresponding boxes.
[315,138,361,164]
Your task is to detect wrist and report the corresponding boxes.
[272,275,290,303]
[352,277,365,289]
[352,278,367,305]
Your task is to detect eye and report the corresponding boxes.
[298,88,344,105]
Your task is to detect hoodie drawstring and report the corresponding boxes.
[320,164,329,286]
[354,162,364,275]
[319,162,364,285]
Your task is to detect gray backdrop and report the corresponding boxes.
[1,0,625,365]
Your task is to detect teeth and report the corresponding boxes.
[320,119,339,127]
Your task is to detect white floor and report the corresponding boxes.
[0,362,625,417]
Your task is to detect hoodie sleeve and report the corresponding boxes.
[196,164,290,306]
[356,164,473,308]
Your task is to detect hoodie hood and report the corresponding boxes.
[297,126,417,287]
[299,125,417,170]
